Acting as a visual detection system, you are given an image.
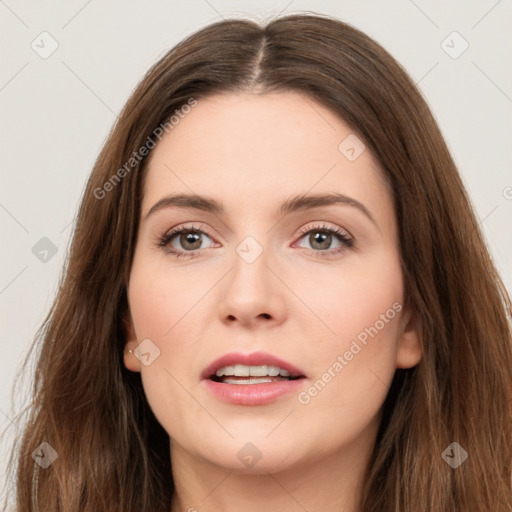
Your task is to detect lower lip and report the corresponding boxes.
[203,378,306,405]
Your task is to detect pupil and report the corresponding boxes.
[182,232,201,250]
[311,231,330,250]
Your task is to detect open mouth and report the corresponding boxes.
[202,354,307,405]
[209,364,304,385]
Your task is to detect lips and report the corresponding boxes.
[201,351,307,405]
[201,351,306,381]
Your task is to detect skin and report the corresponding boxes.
[123,91,422,512]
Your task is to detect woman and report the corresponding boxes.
[4,12,512,512]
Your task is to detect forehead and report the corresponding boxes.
[142,91,392,226]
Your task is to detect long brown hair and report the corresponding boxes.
[3,12,511,511]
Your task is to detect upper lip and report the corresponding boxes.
[201,351,306,380]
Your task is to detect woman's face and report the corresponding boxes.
[124,91,421,473]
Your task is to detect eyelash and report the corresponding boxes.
[156,222,354,259]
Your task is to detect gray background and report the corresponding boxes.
[1,0,511,505]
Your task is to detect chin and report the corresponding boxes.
[189,435,307,474]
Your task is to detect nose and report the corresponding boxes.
[217,241,287,328]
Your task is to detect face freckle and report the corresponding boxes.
[124,91,421,475]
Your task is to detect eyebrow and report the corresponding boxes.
[144,192,378,227]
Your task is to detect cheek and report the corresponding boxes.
[292,306,402,455]
[127,255,205,342]
[127,256,213,435]
[301,315,400,410]
[293,249,404,347]
[294,252,403,413]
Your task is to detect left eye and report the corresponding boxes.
[295,228,352,252]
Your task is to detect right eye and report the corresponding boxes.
[157,224,216,258]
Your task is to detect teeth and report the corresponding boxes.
[267,366,280,376]
[223,377,275,385]
[249,365,268,377]
[215,364,294,378]
[233,364,250,376]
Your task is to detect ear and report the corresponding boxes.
[396,306,422,369]
[123,311,141,373]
